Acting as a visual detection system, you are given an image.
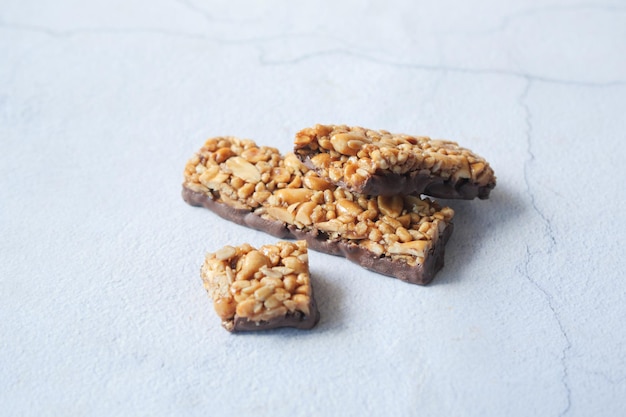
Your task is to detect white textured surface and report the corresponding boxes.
[1,1,625,416]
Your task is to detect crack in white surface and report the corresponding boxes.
[0,21,209,40]
[1,20,625,88]
[0,21,358,50]
[519,78,556,248]
[174,0,218,22]
[523,246,573,417]
[257,48,626,87]
[519,79,572,417]
[173,0,260,24]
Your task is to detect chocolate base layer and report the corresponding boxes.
[287,224,452,285]
[183,186,453,285]
[231,303,320,332]
[182,187,293,239]
[300,156,494,199]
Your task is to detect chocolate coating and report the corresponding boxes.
[233,307,320,332]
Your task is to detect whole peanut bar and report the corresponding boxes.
[294,124,496,199]
[183,137,455,285]
[202,240,319,332]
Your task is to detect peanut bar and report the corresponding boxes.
[202,240,319,332]
[294,124,496,199]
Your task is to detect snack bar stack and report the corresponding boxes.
[294,124,496,199]
[202,241,320,332]
[183,137,454,285]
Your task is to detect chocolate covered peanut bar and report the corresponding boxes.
[202,241,319,332]
[294,124,496,199]
[183,137,454,285]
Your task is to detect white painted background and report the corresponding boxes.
[1,1,625,416]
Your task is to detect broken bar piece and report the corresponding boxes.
[201,240,320,332]
[294,124,496,199]
[183,136,454,285]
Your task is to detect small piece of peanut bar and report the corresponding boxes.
[201,240,320,332]
[294,124,496,199]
